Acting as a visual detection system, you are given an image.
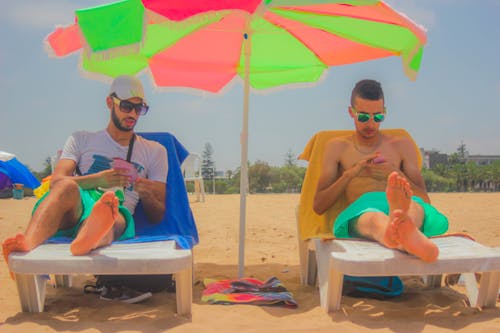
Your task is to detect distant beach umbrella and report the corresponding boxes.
[45,0,427,277]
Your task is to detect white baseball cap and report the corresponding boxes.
[109,75,145,101]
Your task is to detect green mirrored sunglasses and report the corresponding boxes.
[351,106,386,123]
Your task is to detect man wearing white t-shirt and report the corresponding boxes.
[3,75,168,260]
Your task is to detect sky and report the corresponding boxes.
[1,0,499,173]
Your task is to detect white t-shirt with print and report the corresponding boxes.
[60,129,168,214]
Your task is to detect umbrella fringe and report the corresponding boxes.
[144,8,228,30]
[145,69,330,96]
[400,40,424,81]
[382,1,428,32]
[76,57,114,84]
[82,43,142,62]
[43,23,83,59]
[80,11,147,61]
[43,35,61,59]
[243,70,330,96]
[149,79,236,98]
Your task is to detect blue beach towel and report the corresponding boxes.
[47,132,199,250]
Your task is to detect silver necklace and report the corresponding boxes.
[352,134,382,154]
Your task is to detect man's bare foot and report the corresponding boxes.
[3,233,33,279]
[383,218,400,248]
[386,171,412,215]
[393,210,439,262]
[70,191,118,256]
[3,233,32,263]
[382,172,414,248]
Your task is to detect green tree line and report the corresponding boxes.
[189,160,306,194]
[30,144,500,194]
[193,159,500,195]
[196,142,500,194]
[422,157,500,192]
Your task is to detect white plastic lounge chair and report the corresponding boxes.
[8,132,199,315]
[9,241,193,314]
[296,130,500,312]
[181,153,205,202]
[314,236,500,312]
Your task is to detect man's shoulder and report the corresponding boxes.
[136,135,167,153]
[70,129,104,141]
[382,132,413,146]
[71,129,103,136]
[323,134,352,159]
[326,133,352,147]
[381,129,414,141]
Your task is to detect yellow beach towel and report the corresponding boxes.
[297,129,422,241]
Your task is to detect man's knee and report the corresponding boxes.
[112,214,127,240]
[50,178,80,200]
[408,202,425,227]
[355,211,387,238]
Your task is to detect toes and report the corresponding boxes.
[397,176,406,190]
[3,237,18,249]
[388,171,398,185]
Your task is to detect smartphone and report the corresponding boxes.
[112,158,138,182]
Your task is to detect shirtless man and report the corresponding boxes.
[3,75,168,266]
[314,79,448,262]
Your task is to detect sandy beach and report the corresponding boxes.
[0,193,499,332]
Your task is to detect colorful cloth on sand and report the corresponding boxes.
[202,277,298,308]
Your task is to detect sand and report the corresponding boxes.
[1,193,499,332]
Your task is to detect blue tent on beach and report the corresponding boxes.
[0,151,40,191]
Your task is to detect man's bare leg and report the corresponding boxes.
[70,191,120,256]
[385,172,439,262]
[3,179,82,266]
[2,234,31,266]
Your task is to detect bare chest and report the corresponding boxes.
[340,142,403,171]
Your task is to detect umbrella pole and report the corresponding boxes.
[238,25,251,279]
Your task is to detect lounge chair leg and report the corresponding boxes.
[298,239,308,286]
[315,240,342,311]
[199,179,205,202]
[325,267,343,312]
[461,273,479,307]
[54,274,72,288]
[306,249,317,286]
[175,267,193,316]
[194,181,200,202]
[15,273,47,312]
[476,271,500,308]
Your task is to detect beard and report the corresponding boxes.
[112,106,134,132]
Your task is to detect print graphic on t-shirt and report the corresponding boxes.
[84,154,144,191]
[86,155,113,175]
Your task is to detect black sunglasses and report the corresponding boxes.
[351,106,386,123]
[111,94,149,116]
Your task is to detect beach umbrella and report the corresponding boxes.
[0,151,41,189]
[45,0,426,277]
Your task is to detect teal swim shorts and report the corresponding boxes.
[33,188,135,241]
[333,192,448,238]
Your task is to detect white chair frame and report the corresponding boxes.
[181,153,205,202]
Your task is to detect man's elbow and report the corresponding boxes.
[313,198,326,215]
